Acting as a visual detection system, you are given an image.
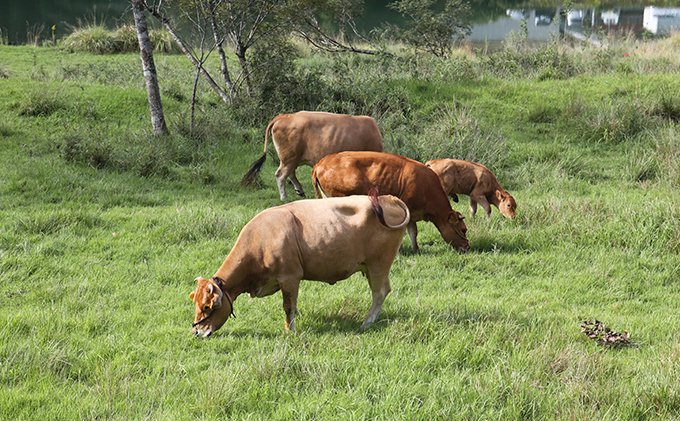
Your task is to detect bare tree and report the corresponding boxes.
[145,0,232,104]
[217,0,285,96]
[206,0,235,98]
[131,0,169,135]
[286,0,394,57]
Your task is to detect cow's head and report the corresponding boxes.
[496,191,517,219]
[190,276,234,338]
[441,211,469,252]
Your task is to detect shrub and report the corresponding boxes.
[649,93,680,122]
[62,24,179,54]
[483,38,574,80]
[150,28,181,54]
[113,24,139,53]
[62,24,117,54]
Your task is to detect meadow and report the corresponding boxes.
[1,31,680,419]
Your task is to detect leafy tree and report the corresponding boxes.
[387,0,471,58]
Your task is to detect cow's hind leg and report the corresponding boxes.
[361,268,392,330]
[407,221,419,253]
[288,171,305,198]
[469,198,478,218]
[275,163,297,201]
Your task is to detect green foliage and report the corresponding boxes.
[61,24,117,54]
[653,123,680,185]
[13,85,68,117]
[484,42,575,80]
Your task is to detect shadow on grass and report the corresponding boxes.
[218,303,536,338]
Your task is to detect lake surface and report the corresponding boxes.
[1,0,678,46]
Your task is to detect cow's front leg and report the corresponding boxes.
[407,221,419,253]
[473,195,492,219]
[280,279,301,332]
[288,171,305,198]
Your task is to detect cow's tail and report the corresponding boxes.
[311,167,328,199]
[240,115,279,187]
[369,187,410,229]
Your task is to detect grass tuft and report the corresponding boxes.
[62,24,180,54]
[419,103,506,168]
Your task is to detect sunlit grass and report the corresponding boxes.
[1,38,680,419]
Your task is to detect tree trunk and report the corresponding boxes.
[235,46,252,96]
[131,0,169,136]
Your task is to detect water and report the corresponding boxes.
[1,0,677,46]
[469,6,680,48]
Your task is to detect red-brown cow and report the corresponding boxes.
[241,111,383,201]
[312,151,469,253]
[190,193,410,337]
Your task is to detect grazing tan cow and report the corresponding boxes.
[190,193,410,337]
[241,111,383,201]
[312,151,469,253]
[425,159,517,219]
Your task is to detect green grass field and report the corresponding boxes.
[1,40,680,420]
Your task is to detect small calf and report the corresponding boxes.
[425,159,517,219]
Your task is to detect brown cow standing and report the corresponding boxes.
[312,151,469,253]
[190,193,410,337]
[241,111,384,201]
[425,159,517,219]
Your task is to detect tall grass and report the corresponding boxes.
[1,34,680,420]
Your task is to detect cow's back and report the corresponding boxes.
[313,151,452,222]
[426,158,500,196]
[235,196,407,282]
[272,112,383,165]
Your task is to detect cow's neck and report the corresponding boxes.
[488,189,502,206]
[213,252,250,300]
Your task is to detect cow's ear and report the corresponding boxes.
[496,190,504,202]
[189,291,196,300]
[448,212,462,224]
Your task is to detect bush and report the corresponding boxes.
[62,24,179,54]
[483,43,575,80]
[62,24,117,54]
